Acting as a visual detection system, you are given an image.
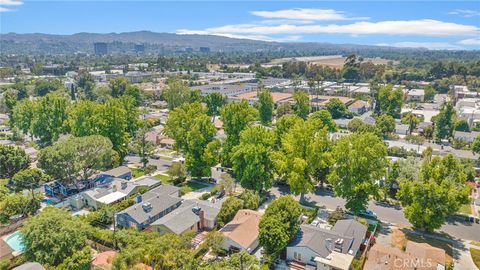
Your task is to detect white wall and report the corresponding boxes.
[286,246,319,266]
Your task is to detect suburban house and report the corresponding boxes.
[221,209,262,253]
[115,185,181,230]
[286,219,367,270]
[348,100,370,115]
[211,164,230,183]
[150,198,225,235]
[453,131,480,143]
[81,178,156,209]
[364,242,446,270]
[406,89,425,102]
[395,123,410,135]
[94,166,132,185]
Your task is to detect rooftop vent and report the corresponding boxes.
[142,202,152,212]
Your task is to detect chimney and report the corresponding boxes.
[121,181,128,189]
[199,209,205,230]
[112,185,117,192]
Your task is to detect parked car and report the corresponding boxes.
[358,209,377,219]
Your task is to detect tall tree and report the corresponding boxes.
[378,85,404,118]
[376,114,396,137]
[109,77,128,97]
[38,135,116,188]
[309,110,336,132]
[97,100,130,160]
[256,89,274,125]
[67,100,101,137]
[31,93,68,145]
[162,79,193,110]
[205,92,226,117]
[219,101,258,166]
[231,126,275,192]
[21,207,88,267]
[325,98,350,119]
[397,155,470,232]
[328,133,387,212]
[434,103,456,140]
[293,90,309,119]
[12,168,50,199]
[129,125,154,170]
[0,145,30,179]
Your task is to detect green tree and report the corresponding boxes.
[98,100,130,159]
[376,114,395,137]
[424,85,436,102]
[205,92,226,116]
[53,247,92,270]
[167,162,187,184]
[38,135,116,188]
[274,114,302,147]
[328,133,387,212]
[12,168,50,198]
[21,207,88,267]
[11,98,35,136]
[216,197,243,227]
[76,71,96,100]
[232,126,275,192]
[218,173,235,196]
[31,93,68,145]
[454,120,470,132]
[276,103,293,118]
[0,192,42,222]
[293,91,309,119]
[259,196,301,256]
[397,155,470,232]
[434,103,456,140]
[309,110,336,132]
[109,77,128,97]
[472,136,480,154]
[256,89,274,125]
[124,85,142,106]
[162,79,193,110]
[0,145,29,179]
[325,98,350,119]
[34,79,62,96]
[274,118,332,201]
[220,101,258,166]
[67,100,101,137]
[129,126,154,170]
[202,230,224,257]
[401,112,420,133]
[378,85,404,118]
[238,190,260,210]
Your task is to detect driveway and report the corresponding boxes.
[270,185,480,242]
[125,156,173,171]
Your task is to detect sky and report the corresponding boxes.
[0,0,479,50]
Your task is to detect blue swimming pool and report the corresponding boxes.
[5,231,25,252]
[42,198,56,205]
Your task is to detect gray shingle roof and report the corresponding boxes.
[151,201,200,234]
[117,185,181,224]
[102,166,131,177]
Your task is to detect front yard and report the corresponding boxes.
[471,248,480,269]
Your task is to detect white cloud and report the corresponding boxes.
[0,6,11,12]
[458,38,480,45]
[376,42,464,50]
[177,31,302,42]
[251,8,369,21]
[0,0,22,5]
[179,19,479,38]
[449,9,480,17]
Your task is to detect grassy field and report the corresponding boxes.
[154,174,171,184]
[471,248,480,269]
[391,228,453,266]
[471,241,480,247]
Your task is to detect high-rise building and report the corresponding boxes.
[199,47,211,53]
[134,44,145,54]
[94,42,108,56]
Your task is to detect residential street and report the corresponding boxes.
[270,185,480,242]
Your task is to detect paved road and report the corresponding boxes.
[270,185,480,242]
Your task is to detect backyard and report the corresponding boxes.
[153,174,209,194]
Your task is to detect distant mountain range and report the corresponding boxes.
[0,31,480,59]
[0,31,427,56]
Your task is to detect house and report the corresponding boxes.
[211,164,230,183]
[395,124,410,135]
[453,131,480,143]
[150,198,225,235]
[82,178,151,209]
[94,166,132,185]
[286,219,367,270]
[115,185,181,230]
[417,122,433,134]
[364,242,446,270]
[159,137,175,149]
[348,100,370,115]
[221,209,262,253]
[406,89,425,102]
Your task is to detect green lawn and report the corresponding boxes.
[131,168,145,178]
[154,174,171,184]
[471,248,480,269]
[471,241,480,247]
[179,181,208,195]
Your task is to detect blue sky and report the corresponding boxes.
[1,1,479,50]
